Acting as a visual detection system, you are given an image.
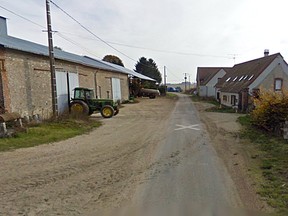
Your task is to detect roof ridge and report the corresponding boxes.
[234,53,280,67]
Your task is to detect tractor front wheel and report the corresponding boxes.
[70,100,89,115]
[101,105,114,118]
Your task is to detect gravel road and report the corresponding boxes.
[0,95,268,215]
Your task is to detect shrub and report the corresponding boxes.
[251,89,288,134]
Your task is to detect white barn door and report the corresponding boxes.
[56,71,79,114]
[112,78,121,102]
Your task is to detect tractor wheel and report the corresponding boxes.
[101,105,114,118]
[114,109,119,116]
[70,100,89,115]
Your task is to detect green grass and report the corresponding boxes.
[190,95,219,105]
[238,115,288,214]
[190,95,239,113]
[0,119,101,152]
[205,105,237,113]
[166,92,178,99]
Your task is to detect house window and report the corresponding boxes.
[274,78,283,91]
[223,95,227,102]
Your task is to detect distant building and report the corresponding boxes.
[196,67,231,98]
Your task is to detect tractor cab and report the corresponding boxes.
[73,87,94,100]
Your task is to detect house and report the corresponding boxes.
[0,16,154,118]
[196,67,231,98]
[215,52,288,111]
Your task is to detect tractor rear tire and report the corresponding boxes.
[101,105,114,118]
[70,100,89,115]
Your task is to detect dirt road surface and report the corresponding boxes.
[0,94,269,215]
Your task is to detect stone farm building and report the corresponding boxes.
[0,16,154,119]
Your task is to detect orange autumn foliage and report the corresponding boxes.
[252,89,288,133]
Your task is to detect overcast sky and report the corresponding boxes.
[0,0,288,83]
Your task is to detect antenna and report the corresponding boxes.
[228,54,239,64]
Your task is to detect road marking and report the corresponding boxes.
[174,124,200,131]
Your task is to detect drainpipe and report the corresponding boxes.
[94,71,98,98]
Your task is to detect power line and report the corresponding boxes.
[49,0,139,63]
[49,0,167,72]
[0,4,104,60]
[55,32,102,58]
[57,31,233,59]
[0,5,45,28]
[0,3,213,83]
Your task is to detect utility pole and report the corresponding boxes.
[184,73,187,92]
[164,66,167,95]
[46,0,58,116]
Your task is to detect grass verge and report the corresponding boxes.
[0,118,101,152]
[165,93,178,99]
[190,95,238,113]
[238,115,288,214]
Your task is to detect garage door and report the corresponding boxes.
[56,71,79,114]
[112,78,121,102]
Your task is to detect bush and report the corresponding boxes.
[251,89,288,134]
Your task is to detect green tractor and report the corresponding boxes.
[70,87,119,118]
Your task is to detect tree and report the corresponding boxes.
[54,46,63,51]
[135,57,162,84]
[102,55,124,67]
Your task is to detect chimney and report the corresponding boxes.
[264,49,269,57]
[0,16,8,36]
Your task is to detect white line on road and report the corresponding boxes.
[174,124,200,131]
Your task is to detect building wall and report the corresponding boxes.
[1,48,129,118]
[93,69,129,100]
[206,69,226,97]
[198,85,207,97]
[249,55,288,92]
[4,49,51,117]
[254,64,288,91]
[199,69,226,97]
[220,92,239,108]
[0,49,10,113]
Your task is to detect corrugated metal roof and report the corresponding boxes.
[0,34,155,81]
[84,56,156,82]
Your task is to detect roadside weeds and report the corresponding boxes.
[238,115,288,215]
